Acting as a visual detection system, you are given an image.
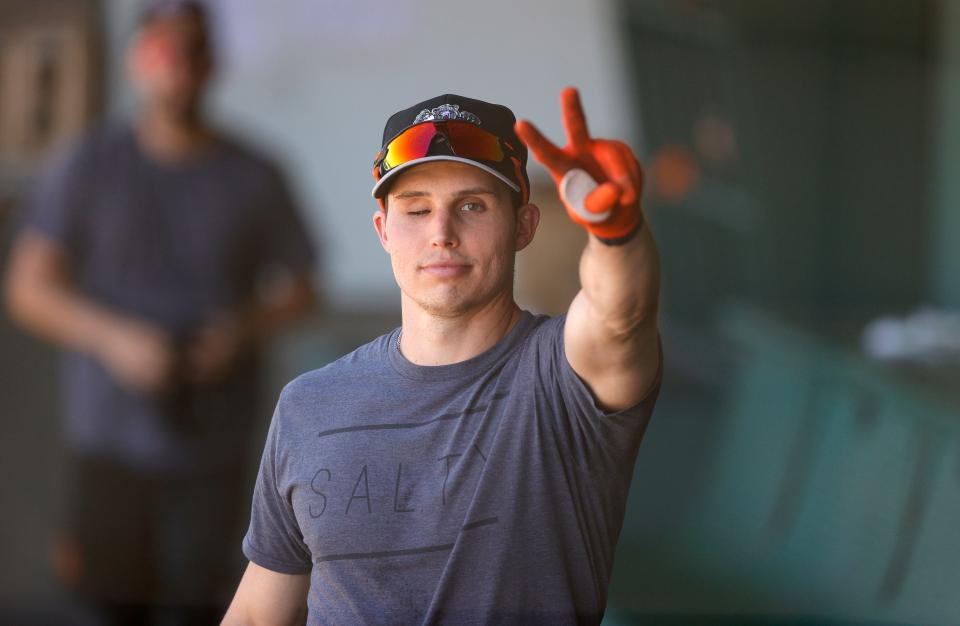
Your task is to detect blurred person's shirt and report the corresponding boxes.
[19,124,316,473]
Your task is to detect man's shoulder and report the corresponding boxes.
[529,311,563,333]
[211,131,287,178]
[45,122,131,171]
[517,311,564,350]
[278,330,397,405]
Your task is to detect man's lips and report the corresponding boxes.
[419,261,472,278]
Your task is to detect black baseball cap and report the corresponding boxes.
[371,94,530,203]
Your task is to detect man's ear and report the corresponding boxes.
[373,209,389,251]
[515,203,541,251]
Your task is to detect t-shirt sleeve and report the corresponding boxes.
[18,136,93,255]
[243,390,314,575]
[536,314,663,467]
[255,164,317,274]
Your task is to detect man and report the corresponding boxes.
[4,2,316,624]
[223,89,660,625]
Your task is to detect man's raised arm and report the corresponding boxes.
[516,88,660,412]
[221,561,310,626]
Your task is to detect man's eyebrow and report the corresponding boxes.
[453,187,499,197]
[392,190,430,200]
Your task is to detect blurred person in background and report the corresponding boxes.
[3,1,317,624]
[221,90,660,625]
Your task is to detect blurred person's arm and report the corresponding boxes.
[221,561,309,626]
[247,270,317,344]
[516,88,660,412]
[4,231,176,393]
[185,269,316,386]
[187,157,320,386]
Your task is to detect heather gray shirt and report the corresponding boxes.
[20,125,316,472]
[244,312,661,625]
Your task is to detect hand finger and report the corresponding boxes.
[515,120,571,175]
[593,141,637,206]
[617,140,644,193]
[137,365,170,394]
[616,142,646,210]
[561,87,591,149]
[584,181,621,216]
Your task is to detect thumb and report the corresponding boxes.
[584,182,621,216]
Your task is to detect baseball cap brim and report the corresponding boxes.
[371,155,521,199]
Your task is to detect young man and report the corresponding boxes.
[4,2,316,623]
[224,90,661,625]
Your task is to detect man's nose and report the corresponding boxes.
[429,210,459,248]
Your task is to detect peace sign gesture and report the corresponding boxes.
[515,87,644,243]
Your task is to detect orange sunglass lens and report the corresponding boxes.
[381,125,438,171]
[381,122,506,172]
[446,123,504,161]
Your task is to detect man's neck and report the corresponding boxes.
[398,293,521,366]
[135,107,213,162]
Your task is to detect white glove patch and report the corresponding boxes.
[559,168,610,223]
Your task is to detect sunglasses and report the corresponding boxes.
[373,121,519,178]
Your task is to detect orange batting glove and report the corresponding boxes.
[515,87,644,244]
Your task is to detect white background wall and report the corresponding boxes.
[105,0,636,309]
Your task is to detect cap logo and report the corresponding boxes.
[413,104,481,126]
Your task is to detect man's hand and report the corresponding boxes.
[184,313,252,387]
[515,87,644,243]
[4,231,182,395]
[97,316,177,394]
[515,87,660,412]
[183,272,316,387]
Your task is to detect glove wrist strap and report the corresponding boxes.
[594,219,643,246]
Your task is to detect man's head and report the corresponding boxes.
[126,1,213,121]
[371,94,531,210]
[371,95,540,317]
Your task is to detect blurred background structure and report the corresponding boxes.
[2,0,959,624]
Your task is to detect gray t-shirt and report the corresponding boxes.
[20,125,316,472]
[244,311,661,625]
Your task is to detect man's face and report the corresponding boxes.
[127,12,212,119]
[373,161,539,318]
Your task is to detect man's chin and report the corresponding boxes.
[408,288,475,318]
[415,299,473,319]
[156,94,203,122]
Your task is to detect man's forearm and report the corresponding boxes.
[578,226,660,338]
[221,562,310,626]
[4,235,118,357]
